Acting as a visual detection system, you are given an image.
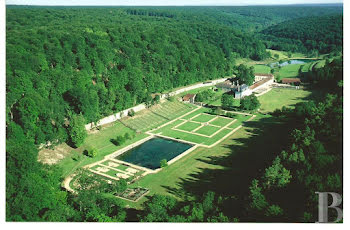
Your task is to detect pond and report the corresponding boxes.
[268,59,316,68]
[116,137,193,169]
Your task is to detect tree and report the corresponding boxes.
[265,205,283,217]
[235,64,255,86]
[221,93,234,109]
[263,156,292,188]
[68,114,87,148]
[160,159,168,168]
[240,94,261,111]
[248,179,268,211]
[140,195,177,222]
[196,89,215,102]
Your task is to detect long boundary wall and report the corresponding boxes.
[85,78,227,130]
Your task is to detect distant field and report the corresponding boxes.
[253,64,271,74]
[277,64,302,79]
[258,88,312,113]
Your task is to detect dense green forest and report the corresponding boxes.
[261,14,343,55]
[6,5,343,222]
[7,7,271,146]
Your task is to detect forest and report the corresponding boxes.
[260,14,343,55]
[5,5,343,222]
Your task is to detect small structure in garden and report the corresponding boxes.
[182,94,196,103]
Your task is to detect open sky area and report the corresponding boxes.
[6,0,343,6]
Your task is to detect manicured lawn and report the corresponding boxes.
[195,125,221,136]
[126,113,292,210]
[191,113,216,122]
[151,109,252,146]
[209,117,232,127]
[58,127,149,177]
[258,88,312,113]
[58,101,196,178]
[177,121,202,132]
[276,64,302,79]
[182,107,210,120]
[253,64,271,74]
[154,123,233,146]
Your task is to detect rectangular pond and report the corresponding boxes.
[116,137,193,170]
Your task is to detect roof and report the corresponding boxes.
[216,80,234,89]
[250,76,274,90]
[183,94,196,101]
[216,83,233,89]
[235,84,249,92]
[255,73,274,77]
[282,78,301,83]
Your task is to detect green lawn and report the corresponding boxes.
[177,121,202,132]
[151,109,252,146]
[258,88,312,113]
[253,64,271,74]
[182,107,210,120]
[276,64,302,79]
[195,125,221,136]
[58,102,196,177]
[58,123,149,177]
[209,117,232,127]
[191,113,216,122]
[126,113,293,210]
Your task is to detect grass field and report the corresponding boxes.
[253,64,271,74]
[57,101,196,177]
[177,121,201,132]
[258,88,313,113]
[151,107,252,146]
[126,113,294,210]
[276,64,302,79]
[210,117,232,127]
[195,125,221,136]
[191,113,216,122]
[58,123,149,177]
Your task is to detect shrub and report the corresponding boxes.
[160,159,168,168]
[226,112,236,118]
[128,109,135,117]
[86,148,98,158]
[168,96,175,102]
[154,95,161,103]
[111,135,126,146]
[124,132,131,140]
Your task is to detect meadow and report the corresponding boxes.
[258,88,313,113]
